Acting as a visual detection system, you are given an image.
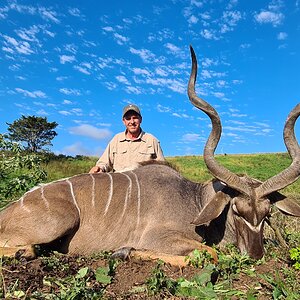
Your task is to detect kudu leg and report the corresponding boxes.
[0,199,80,258]
[0,245,35,258]
[129,246,217,267]
[115,233,218,267]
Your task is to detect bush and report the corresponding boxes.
[0,134,47,207]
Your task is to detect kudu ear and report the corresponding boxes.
[268,192,300,216]
[191,191,231,226]
[274,197,300,217]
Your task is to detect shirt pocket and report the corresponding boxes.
[113,148,127,157]
[138,145,156,159]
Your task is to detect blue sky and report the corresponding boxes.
[0,0,300,158]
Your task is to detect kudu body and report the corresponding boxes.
[1,46,300,264]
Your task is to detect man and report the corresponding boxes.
[89,104,165,173]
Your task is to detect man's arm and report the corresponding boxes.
[153,139,165,161]
[89,143,113,173]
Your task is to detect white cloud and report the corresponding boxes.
[145,78,186,94]
[44,29,55,37]
[64,44,78,54]
[58,110,71,116]
[130,47,154,62]
[202,57,217,68]
[155,67,168,77]
[15,88,46,98]
[240,43,251,49]
[116,75,130,85]
[213,92,225,99]
[15,25,39,43]
[104,82,117,90]
[200,12,211,20]
[188,15,198,25]
[59,88,81,95]
[164,43,184,58]
[58,108,82,116]
[69,124,112,140]
[74,65,91,75]
[60,54,76,64]
[221,10,242,33]
[70,108,83,116]
[191,0,203,7]
[68,8,82,17]
[129,47,165,64]
[254,122,271,128]
[148,28,174,42]
[125,86,143,94]
[277,32,287,40]
[102,26,114,32]
[56,76,69,81]
[132,67,151,76]
[3,3,60,24]
[200,29,219,40]
[201,69,226,79]
[113,33,129,45]
[15,75,26,80]
[229,120,245,125]
[7,3,37,15]
[36,109,48,115]
[172,112,190,119]
[38,7,60,23]
[223,126,256,132]
[62,100,72,104]
[254,11,284,27]
[3,35,34,55]
[61,142,100,156]
[231,113,247,117]
[182,133,202,142]
[97,57,113,69]
[157,104,171,113]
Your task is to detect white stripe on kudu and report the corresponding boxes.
[19,196,31,212]
[120,173,132,218]
[89,174,96,207]
[41,186,50,209]
[19,186,40,212]
[104,173,113,215]
[132,171,141,228]
[66,179,80,215]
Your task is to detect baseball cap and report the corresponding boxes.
[122,104,141,118]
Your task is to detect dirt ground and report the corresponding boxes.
[1,251,297,299]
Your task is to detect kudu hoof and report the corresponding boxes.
[111,247,134,260]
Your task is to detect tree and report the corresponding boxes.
[6,115,58,152]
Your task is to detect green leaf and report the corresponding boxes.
[95,267,112,284]
[77,266,89,278]
[13,290,25,298]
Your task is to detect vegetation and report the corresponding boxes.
[6,115,58,152]
[0,134,47,207]
[0,152,299,298]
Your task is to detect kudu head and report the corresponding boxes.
[188,46,300,259]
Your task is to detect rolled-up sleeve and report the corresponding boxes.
[153,139,165,161]
[96,142,114,172]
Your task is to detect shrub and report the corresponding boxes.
[0,134,47,207]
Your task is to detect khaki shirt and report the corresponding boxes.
[96,130,165,172]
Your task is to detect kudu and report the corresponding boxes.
[1,46,300,266]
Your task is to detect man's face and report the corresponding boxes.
[123,111,142,135]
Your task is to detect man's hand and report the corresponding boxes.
[89,166,104,174]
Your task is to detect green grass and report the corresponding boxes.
[41,152,300,197]
[42,156,97,181]
[168,153,300,197]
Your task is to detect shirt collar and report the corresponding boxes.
[120,129,145,142]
